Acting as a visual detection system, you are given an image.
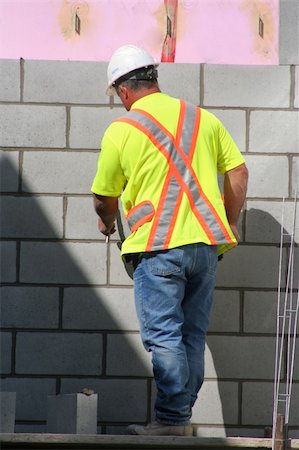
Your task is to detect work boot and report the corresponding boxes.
[127,421,193,436]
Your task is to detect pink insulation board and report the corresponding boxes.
[0,0,279,64]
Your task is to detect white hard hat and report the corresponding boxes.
[106,44,158,96]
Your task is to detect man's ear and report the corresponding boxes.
[119,84,129,99]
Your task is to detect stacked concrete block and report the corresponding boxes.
[15,333,103,375]
[47,393,98,434]
[0,105,66,148]
[0,392,16,433]
[203,65,290,108]
[61,379,148,424]
[0,60,20,102]
[0,151,19,192]
[279,0,299,65]
[0,19,298,437]
[23,61,109,105]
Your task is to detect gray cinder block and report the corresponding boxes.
[47,393,98,434]
[0,105,66,148]
[0,392,16,433]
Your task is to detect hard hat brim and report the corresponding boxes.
[106,64,159,96]
[106,85,117,96]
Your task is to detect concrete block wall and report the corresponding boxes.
[1,3,299,436]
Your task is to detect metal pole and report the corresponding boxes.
[272,194,298,450]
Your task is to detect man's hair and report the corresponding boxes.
[119,78,158,92]
[114,65,158,93]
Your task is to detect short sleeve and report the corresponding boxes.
[216,120,245,175]
[91,130,126,196]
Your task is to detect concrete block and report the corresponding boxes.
[292,157,299,197]
[216,245,285,289]
[158,63,200,105]
[20,242,107,284]
[15,332,103,375]
[109,243,134,286]
[249,111,299,153]
[295,67,299,108]
[0,287,59,329]
[65,197,130,241]
[204,65,290,107]
[209,290,240,332]
[65,196,101,240]
[105,426,132,435]
[69,107,123,149]
[192,381,239,425]
[24,60,109,104]
[245,155,289,198]
[0,392,16,433]
[0,60,20,101]
[0,378,56,421]
[106,333,152,376]
[0,196,63,238]
[0,241,16,282]
[0,105,66,148]
[22,151,98,194]
[15,424,46,433]
[193,427,227,438]
[47,393,98,434]
[246,200,299,243]
[0,332,12,374]
[243,291,277,334]
[206,336,276,380]
[63,287,138,330]
[0,151,19,192]
[61,378,147,422]
[242,383,299,426]
[208,109,246,152]
[279,0,299,65]
[224,428,265,438]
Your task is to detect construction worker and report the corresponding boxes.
[91,44,248,436]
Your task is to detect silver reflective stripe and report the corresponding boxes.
[154,175,180,245]
[179,103,197,157]
[127,202,154,231]
[121,105,228,246]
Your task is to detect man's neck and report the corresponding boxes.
[128,86,161,109]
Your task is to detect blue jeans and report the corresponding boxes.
[133,243,218,425]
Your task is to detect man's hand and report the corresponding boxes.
[92,193,119,238]
[97,217,116,236]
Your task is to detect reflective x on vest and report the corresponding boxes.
[116,100,233,252]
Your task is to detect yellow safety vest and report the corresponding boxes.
[114,99,239,256]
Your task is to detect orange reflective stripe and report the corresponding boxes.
[116,102,234,250]
[163,102,201,246]
[142,105,231,243]
[118,116,219,245]
[132,106,229,240]
[133,108,176,143]
[163,100,186,248]
[126,201,155,233]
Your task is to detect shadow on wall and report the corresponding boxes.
[1,153,298,435]
[0,154,151,434]
[208,206,299,437]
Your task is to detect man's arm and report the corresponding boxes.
[223,163,248,241]
[93,194,119,236]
